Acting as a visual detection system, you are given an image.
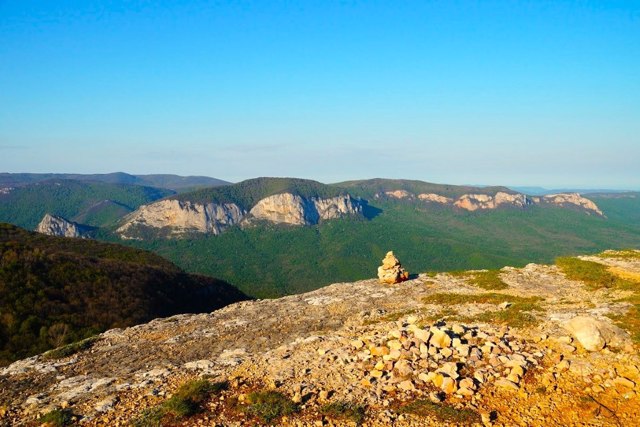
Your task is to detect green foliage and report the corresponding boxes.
[173,177,347,208]
[556,257,636,290]
[131,379,227,426]
[421,293,544,328]
[0,179,172,229]
[320,401,366,424]
[0,224,247,366]
[397,399,480,423]
[609,294,640,344]
[470,302,544,328]
[123,195,640,299]
[466,270,509,290]
[39,408,75,426]
[42,336,99,360]
[243,390,299,423]
[422,292,542,306]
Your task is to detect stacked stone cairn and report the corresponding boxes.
[377,251,410,284]
[352,318,541,398]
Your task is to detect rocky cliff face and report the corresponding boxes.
[540,193,604,216]
[1,251,638,426]
[454,192,531,211]
[35,214,92,238]
[117,194,363,237]
[248,193,362,225]
[116,200,245,238]
[417,193,453,204]
[382,189,604,216]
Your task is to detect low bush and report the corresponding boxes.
[39,408,75,426]
[243,390,299,423]
[320,401,366,424]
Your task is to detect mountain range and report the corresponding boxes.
[1,173,639,298]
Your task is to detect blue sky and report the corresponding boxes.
[1,1,639,188]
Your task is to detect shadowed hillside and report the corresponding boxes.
[0,224,247,366]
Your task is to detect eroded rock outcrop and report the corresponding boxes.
[418,193,453,204]
[36,214,92,238]
[382,189,603,216]
[117,199,245,238]
[377,251,409,284]
[454,192,531,211]
[542,193,604,216]
[248,193,362,225]
[117,194,363,237]
[384,190,413,199]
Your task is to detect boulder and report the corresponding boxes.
[563,316,631,352]
[377,251,409,284]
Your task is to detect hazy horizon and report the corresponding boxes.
[2,1,638,189]
[1,170,638,192]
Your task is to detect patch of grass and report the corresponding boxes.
[599,249,640,260]
[398,399,480,423]
[556,257,637,290]
[42,336,99,360]
[467,270,509,290]
[39,408,75,426]
[130,379,227,426]
[243,390,299,423]
[421,293,544,328]
[320,401,366,425]
[609,294,640,345]
[469,302,544,328]
[422,292,541,306]
[362,309,416,325]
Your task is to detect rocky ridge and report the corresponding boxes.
[35,213,93,238]
[1,251,639,426]
[382,189,604,215]
[117,193,363,238]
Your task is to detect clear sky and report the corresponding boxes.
[1,1,639,188]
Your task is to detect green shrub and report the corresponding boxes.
[39,408,74,426]
[244,390,299,423]
[42,336,99,360]
[320,401,366,424]
[130,379,227,426]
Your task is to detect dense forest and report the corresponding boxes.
[0,224,247,366]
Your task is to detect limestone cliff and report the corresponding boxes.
[382,188,603,216]
[541,193,604,216]
[247,193,363,225]
[117,194,363,237]
[116,199,245,238]
[417,193,453,204]
[35,214,92,238]
[454,192,531,211]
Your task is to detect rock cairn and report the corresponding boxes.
[377,251,409,284]
[351,319,541,398]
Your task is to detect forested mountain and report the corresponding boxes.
[0,224,247,365]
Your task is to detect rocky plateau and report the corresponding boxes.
[1,250,639,426]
